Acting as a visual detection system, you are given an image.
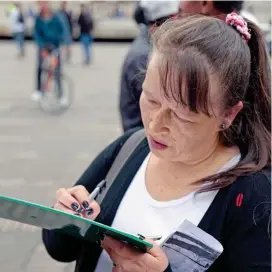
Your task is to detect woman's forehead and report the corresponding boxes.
[144,52,221,116]
[143,58,162,91]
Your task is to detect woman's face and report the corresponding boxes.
[140,53,224,164]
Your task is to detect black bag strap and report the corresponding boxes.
[75,129,146,272]
[95,129,146,205]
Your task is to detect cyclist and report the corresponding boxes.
[32,1,65,104]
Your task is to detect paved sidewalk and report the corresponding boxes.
[0,41,129,271]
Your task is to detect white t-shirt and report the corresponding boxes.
[9,8,25,33]
[94,153,240,272]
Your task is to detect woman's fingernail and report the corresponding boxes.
[74,213,82,217]
[82,201,89,209]
[96,234,104,246]
[78,207,84,213]
[100,233,105,241]
[86,208,94,216]
[71,202,79,211]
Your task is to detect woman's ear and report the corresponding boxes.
[223,101,243,128]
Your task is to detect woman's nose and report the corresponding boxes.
[149,109,170,133]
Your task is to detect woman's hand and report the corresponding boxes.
[101,236,169,272]
[54,185,100,220]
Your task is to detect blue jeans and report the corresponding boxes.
[80,34,93,64]
[13,31,25,55]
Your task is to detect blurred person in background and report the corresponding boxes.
[178,0,244,16]
[179,1,270,55]
[133,1,147,26]
[119,0,247,133]
[27,5,36,19]
[119,1,180,132]
[110,3,126,18]
[9,2,25,58]
[57,1,73,63]
[77,4,94,65]
[32,1,64,103]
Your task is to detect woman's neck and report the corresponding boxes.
[151,144,239,188]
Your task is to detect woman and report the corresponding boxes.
[42,13,271,272]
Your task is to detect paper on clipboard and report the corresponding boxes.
[161,220,223,272]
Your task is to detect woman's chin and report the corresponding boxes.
[150,148,188,163]
[150,147,174,161]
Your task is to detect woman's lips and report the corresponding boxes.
[149,137,168,150]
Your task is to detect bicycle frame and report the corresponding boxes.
[38,48,73,114]
[41,49,60,92]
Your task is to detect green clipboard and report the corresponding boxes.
[0,195,153,252]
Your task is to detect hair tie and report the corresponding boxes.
[226,12,251,43]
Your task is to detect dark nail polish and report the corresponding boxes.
[78,207,84,213]
[82,201,89,209]
[86,208,94,216]
[74,213,82,216]
[96,234,104,246]
[71,203,79,211]
[99,233,105,241]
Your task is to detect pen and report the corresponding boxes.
[89,180,107,201]
[89,187,100,201]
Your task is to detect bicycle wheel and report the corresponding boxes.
[39,69,74,115]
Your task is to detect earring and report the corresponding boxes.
[220,123,226,130]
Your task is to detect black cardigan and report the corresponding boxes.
[42,128,271,272]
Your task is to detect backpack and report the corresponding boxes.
[18,11,24,24]
[75,129,146,272]
[84,13,94,32]
[95,129,145,204]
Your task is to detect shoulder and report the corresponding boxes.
[229,169,270,203]
[74,128,144,188]
[35,16,42,24]
[123,44,149,78]
[224,169,271,235]
[130,35,150,59]
[52,14,62,24]
[209,170,271,271]
[98,127,144,160]
[125,27,150,62]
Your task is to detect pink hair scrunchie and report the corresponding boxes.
[226,12,251,43]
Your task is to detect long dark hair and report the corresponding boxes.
[151,15,271,191]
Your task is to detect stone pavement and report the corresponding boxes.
[0,41,129,271]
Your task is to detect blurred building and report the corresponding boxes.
[0,1,270,39]
[0,1,139,39]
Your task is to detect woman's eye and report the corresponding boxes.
[172,111,192,123]
[148,99,159,105]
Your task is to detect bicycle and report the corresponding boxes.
[39,47,73,115]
